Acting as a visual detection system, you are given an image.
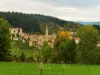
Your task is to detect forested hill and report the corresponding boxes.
[0,11,81,33]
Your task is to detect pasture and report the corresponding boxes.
[0,62,100,75]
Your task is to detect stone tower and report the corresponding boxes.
[45,24,48,37]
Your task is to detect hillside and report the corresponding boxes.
[0,11,82,33]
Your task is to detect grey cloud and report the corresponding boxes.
[1,0,100,21]
[31,0,100,7]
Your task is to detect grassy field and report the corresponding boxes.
[11,41,34,58]
[9,41,100,75]
[0,62,100,75]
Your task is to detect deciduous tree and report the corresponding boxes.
[77,25,100,64]
[0,18,11,61]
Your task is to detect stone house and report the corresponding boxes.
[9,28,22,40]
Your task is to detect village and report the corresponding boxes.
[9,25,81,48]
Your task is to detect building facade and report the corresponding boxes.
[9,28,22,40]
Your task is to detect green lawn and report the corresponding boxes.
[11,41,34,58]
[9,41,100,75]
[0,62,100,75]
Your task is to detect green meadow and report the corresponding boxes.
[11,41,34,58]
[0,62,100,75]
[9,41,100,75]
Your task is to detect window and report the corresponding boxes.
[18,29,20,33]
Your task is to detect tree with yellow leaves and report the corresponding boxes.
[53,31,76,63]
[54,31,71,51]
[59,31,71,40]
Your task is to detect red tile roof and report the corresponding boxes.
[9,28,22,30]
[74,37,80,40]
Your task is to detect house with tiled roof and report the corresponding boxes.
[9,28,22,40]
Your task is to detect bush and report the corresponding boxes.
[19,52,25,62]
[6,56,14,62]
[26,56,34,62]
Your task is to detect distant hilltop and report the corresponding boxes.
[77,21,100,25]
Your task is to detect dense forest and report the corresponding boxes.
[0,11,82,33]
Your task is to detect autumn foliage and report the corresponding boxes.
[54,31,71,51]
[58,31,71,40]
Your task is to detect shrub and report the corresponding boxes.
[19,52,25,62]
[26,56,34,63]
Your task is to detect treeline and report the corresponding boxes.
[93,24,100,34]
[0,11,82,33]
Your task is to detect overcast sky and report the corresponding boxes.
[0,0,100,21]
